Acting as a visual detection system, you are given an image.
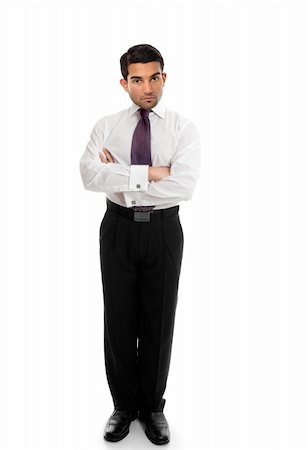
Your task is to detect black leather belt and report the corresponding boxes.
[106,199,179,222]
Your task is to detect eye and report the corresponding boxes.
[133,79,141,84]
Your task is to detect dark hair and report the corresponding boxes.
[120,44,164,80]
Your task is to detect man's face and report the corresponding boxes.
[120,61,166,110]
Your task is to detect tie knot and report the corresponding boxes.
[139,108,151,119]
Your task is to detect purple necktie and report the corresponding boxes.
[131,109,154,212]
[131,108,152,165]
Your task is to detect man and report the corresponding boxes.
[79,44,201,445]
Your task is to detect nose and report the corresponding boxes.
[143,81,153,94]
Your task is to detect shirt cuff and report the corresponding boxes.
[129,165,149,191]
[123,191,144,208]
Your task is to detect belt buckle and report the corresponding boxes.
[134,211,151,222]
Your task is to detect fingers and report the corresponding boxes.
[99,148,114,163]
[99,152,106,163]
[103,149,112,162]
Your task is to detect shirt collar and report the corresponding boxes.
[128,102,166,119]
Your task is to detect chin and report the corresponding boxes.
[144,100,158,109]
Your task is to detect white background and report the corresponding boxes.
[0,0,307,449]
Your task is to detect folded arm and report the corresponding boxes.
[80,120,201,206]
[79,122,170,193]
[122,121,202,207]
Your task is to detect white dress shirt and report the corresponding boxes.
[79,102,201,210]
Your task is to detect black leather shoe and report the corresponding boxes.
[139,411,170,445]
[104,410,137,442]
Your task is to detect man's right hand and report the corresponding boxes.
[99,148,114,163]
[148,166,171,182]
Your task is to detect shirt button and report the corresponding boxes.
[132,200,136,205]
[136,184,140,189]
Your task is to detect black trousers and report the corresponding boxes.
[99,200,184,414]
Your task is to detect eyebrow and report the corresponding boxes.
[129,72,161,80]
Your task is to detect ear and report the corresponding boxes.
[120,78,128,92]
[162,72,167,85]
